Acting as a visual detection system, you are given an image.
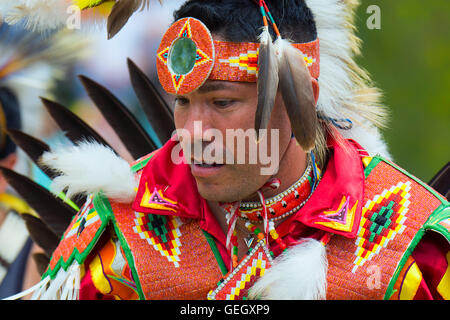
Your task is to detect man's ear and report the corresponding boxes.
[311,78,319,106]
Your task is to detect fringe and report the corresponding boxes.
[3,260,81,300]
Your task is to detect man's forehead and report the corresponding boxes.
[195,80,254,94]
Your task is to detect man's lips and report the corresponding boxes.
[192,158,224,167]
[190,159,225,177]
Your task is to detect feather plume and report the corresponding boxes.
[254,26,279,139]
[40,140,138,203]
[248,238,328,300]
[276,38,317,152]
[0,166,76,238]
[304,0,391,158]
[0,0,70,32]
[107,0,150,39]
[127,58,174,144]
[0,0,161,39]
[79,75,157,159]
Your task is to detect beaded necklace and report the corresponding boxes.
[221,153,321,269]
[238,156,314,222]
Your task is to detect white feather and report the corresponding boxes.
[0,0,71,32]
[248,238,328,300]
[40,140,137,203]
[304,0,391,159]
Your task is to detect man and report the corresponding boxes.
[6,0,450,300]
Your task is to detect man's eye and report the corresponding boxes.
[175,97,189,106]
[213,100,234,108]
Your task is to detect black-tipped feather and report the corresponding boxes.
[0,167,76,238]
[127,58,174,144]
[21,214,59,259]
[254,27,279,138]
[277,39,317,152]
[7,129,58,179]
[107,0,149,39]
[79,75,157,159]
[40,97,114,151]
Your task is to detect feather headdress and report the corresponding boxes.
[0,0,161,39]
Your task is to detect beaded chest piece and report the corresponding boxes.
[238,159,314,222]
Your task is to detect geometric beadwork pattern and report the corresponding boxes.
[133,212,183,267]
[352,181,412,273]
[156,17,214,95]
[218,49,258,76]
[207,240,273,300]
[139,184,178,213]
[315,196,358,233]
[65,195,100,239]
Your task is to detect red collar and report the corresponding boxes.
[132,134,365,250]
[279,136,365,239]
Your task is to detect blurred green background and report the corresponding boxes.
[355,0,449,182]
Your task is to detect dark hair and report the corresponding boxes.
[0,87,21,159]
[173,0,317,43]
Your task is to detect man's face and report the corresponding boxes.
[173,80,292,202]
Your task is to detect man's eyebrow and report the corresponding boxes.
[196,82,238,93]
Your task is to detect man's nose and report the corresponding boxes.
[182,104,213,141]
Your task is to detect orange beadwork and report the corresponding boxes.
[325,159,443,299]
[111,201,223,299]
[48,195,103,272]
[211,39,320,82]
[157,17,215,95]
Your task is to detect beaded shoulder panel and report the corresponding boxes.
[45,194,111,279]
[110,201,223,299]
[325,156,449,300]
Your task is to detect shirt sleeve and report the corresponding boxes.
[390,231,450,300]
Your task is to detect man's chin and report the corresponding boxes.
[196,182,242,203]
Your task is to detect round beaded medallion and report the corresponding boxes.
[156,17,215,95]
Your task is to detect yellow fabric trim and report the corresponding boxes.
[399,260,423,300]
[89,254,113,295]
[437,251,450,299]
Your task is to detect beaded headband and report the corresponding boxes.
[156,17,320,95]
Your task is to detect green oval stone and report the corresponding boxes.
[169,37,197,75]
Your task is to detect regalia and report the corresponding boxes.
[0,0,448,300]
